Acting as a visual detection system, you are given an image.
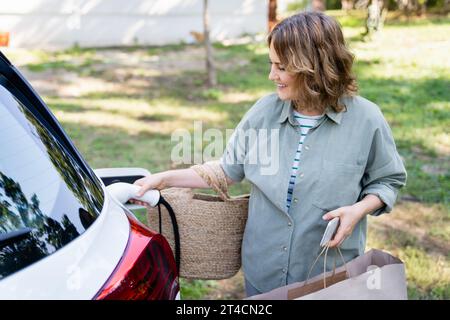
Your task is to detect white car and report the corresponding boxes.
[0,51,180,299]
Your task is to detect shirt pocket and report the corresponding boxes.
[312,159,365,212]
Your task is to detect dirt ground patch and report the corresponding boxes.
[8,46,244,100]
[16,48,199,97]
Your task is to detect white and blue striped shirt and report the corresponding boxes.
[286,111,324,211]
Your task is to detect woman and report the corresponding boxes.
[132,11,407,296]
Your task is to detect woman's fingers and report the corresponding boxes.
[129,199,149,207]
[136,186,148,197]
[134,177,153,197]
[322,205,360,248]
[133,177,145,186]
[322,210,340,221]
[328,225,351,247]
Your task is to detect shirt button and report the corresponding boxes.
[299,173,304,178]
[283,246,287,251]
[282,268,287,273]
[288,222,292,227]
[293,198,298,203]
[305,145,310,150]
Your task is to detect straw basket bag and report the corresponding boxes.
[146,161,249,280]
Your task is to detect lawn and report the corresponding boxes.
[4,11,449,299]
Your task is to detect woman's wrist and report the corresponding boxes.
[155,171,171,189]
[352,194,384,217]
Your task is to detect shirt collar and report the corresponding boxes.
[324,106,343,124]
[278,100,297,126]
[278,100,344,125]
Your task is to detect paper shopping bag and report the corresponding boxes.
[247,249,407,300]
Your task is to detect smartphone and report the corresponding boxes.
[320,217,340,247]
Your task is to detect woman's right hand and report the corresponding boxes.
[129,167,218,206]
[130,173,166,206]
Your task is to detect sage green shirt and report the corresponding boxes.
[220,93,407,293]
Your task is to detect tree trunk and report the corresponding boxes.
[311,0,326,11]
[341,0,354,11]
[268,0,278,32]
[203,0,217,87]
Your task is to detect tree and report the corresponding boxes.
[0,171,80,280]
[311,0,326,11]
[268,0,278,32]
[356,0,386,37]
[395,0,428,16]
[341,0,355,11]
[203,0,217,87]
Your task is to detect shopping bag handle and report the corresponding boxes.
[305,245,349,289]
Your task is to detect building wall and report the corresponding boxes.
[0,0,269,49]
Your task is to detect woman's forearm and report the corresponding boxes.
[134,165,235,197]
[352,194,385,218]
[159,168,211,189]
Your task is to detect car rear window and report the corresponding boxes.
[0,83,104,280]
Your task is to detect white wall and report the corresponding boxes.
[0,0,268,49]
[277,0,302,12]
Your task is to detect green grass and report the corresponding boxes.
[18,11,450,299]
[25,48,100,73]
[146,42,192,56]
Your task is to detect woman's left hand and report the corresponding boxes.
[321,204,367,248]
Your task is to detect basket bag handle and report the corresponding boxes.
[191,160,231,201]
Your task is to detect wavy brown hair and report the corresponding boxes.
[268,12,357,113]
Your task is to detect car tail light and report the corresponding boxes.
[94,211,179,300]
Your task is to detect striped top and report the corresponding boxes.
[286,111,324,211]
